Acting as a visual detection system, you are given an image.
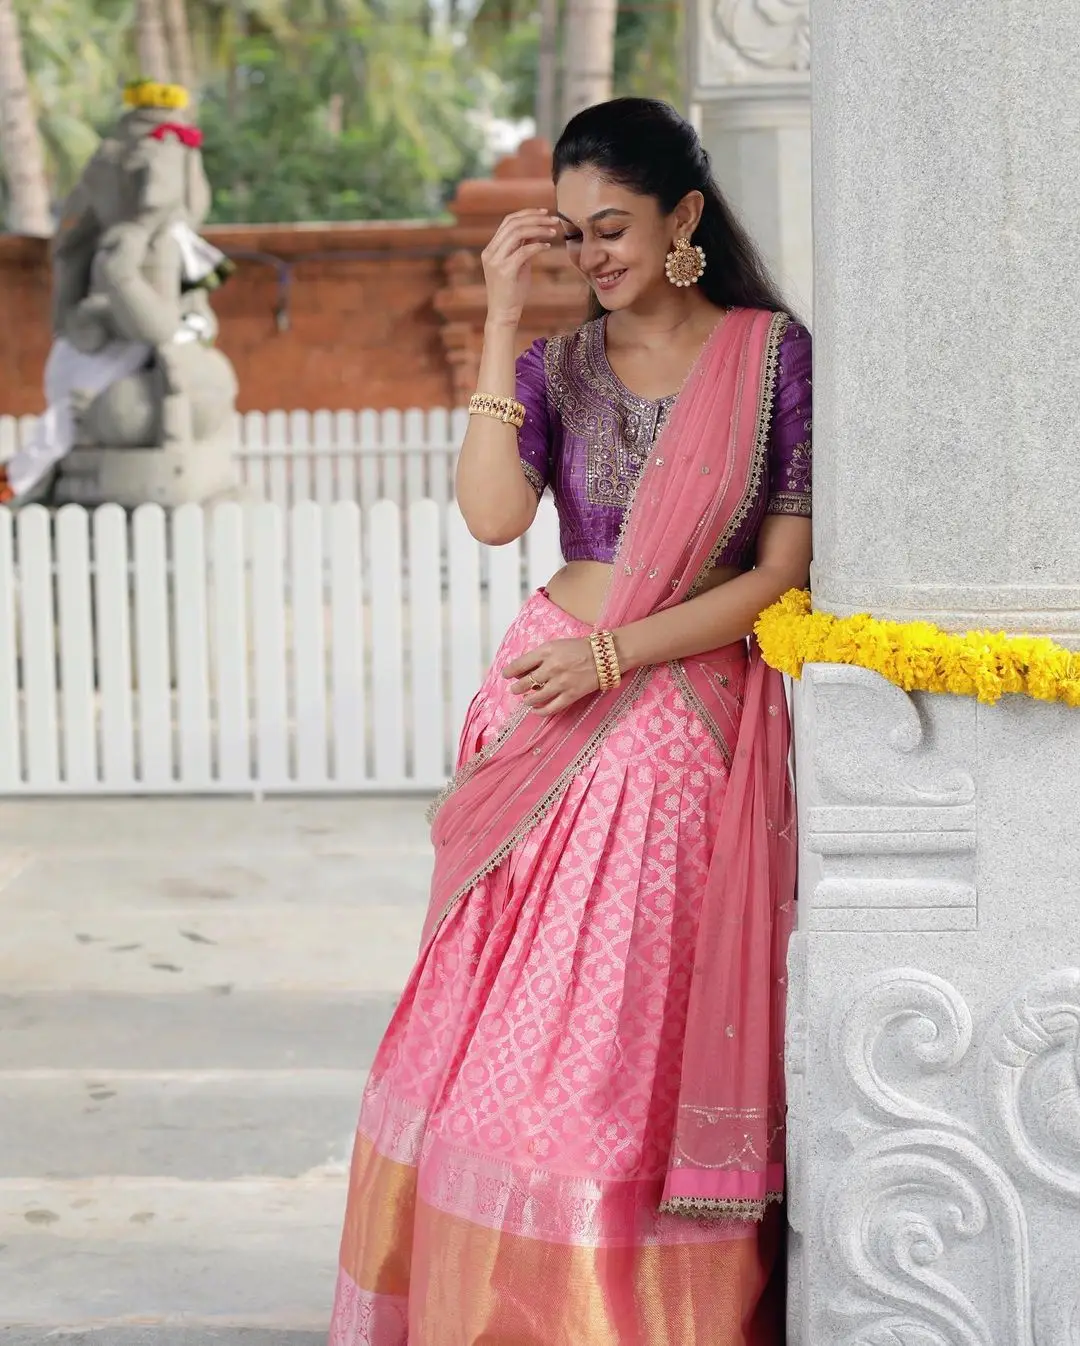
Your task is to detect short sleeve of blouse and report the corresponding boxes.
[515,339,551,498]
[766,321,812,516]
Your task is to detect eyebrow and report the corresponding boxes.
[556,208,633,226]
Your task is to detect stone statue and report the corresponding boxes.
[0,80,240,508]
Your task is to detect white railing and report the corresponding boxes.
[0,498,563,796]
[0,409,467,509]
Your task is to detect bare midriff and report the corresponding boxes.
[544,559,745,628]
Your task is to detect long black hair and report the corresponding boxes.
[553,97,793,320]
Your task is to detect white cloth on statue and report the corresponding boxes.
[4,337,152,497]
[5,300,212,499]
[171,222,229,287]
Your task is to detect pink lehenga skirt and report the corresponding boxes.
[330,592,784,1346]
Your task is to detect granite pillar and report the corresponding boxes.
[687,0,812,317]
[790,3,1080,1342]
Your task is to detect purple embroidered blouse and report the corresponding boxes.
[514,314,812,569]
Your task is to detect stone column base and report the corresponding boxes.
[788,662,1080,1344]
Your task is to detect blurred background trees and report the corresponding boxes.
[0,0,683,231]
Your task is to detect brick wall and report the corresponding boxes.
[0,223,459,416]
[0,235,53,418]
[0,140,590,417]
[207,221,458,412]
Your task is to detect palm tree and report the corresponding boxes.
[561,0,617,123]
[16,0,130,205]
[162,0,196,95]
[535,0,558,142]
[0,0,52,234]
[135,0,170,81]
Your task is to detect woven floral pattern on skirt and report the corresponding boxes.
[330,591,782,1346]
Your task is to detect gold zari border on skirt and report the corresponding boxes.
[338,1144,782,1346]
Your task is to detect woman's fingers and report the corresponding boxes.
[485,216,558,262]
[510,241,552,269]
[502,651,543,680]
[524,683,561,709]
[486,235,555,271]
[532,691,574,716]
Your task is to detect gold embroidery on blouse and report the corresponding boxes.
[520,460,545,498]
[766,415,811,512]
[543,320,676,510]
[766,491,811,517]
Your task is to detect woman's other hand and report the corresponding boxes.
[503,638,601,716]
[481,209,558,329]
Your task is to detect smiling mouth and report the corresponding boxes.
[593,269,627,289]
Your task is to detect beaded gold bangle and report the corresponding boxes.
[589,630,622,692]
[468,393,526,429]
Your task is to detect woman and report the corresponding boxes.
[330,97,811,1346]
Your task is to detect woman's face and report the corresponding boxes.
[555,168,697,311]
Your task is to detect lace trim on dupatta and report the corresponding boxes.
[428,667,654,929]
[668,660,735,769]
[658,1190,784,1222]
[425,704,527,827]
[687,310,789,599]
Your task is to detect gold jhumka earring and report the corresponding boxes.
[664,237,706,288]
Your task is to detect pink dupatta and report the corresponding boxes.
[427,307,796,1220]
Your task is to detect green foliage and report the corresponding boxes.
[468,0,539,121]
[13,0,132,200]
[198,30,490,222]
[614,0,682,104]
[466,0,684,132]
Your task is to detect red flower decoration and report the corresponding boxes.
[149,123,203,149]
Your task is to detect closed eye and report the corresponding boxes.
[561,229,627,244]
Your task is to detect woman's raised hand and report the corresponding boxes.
[481,209,559,329]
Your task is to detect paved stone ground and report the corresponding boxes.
[0,798,432,1345]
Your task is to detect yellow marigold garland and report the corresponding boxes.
[755,589,1080,708]
[124,80,190,111]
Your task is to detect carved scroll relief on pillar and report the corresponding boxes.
[811,966,1080,1346]
[799,664,978,933]
[712,0,810,71]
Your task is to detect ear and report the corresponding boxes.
[672,190,705,240]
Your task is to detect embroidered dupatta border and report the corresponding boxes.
[660,307,792,1224]
[429,667,654,929]
[659,1190,784,1222]
[668,661,736,770]
[686,309,789,599]
[669,309,788,788]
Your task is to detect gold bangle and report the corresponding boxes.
[468,393,526,429]
[589,630,622,692]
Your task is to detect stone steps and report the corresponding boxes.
[0,800,431,1344]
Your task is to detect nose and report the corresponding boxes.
[577,237,609,276]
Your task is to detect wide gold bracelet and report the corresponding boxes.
[589,630,622,692]
[468,393,526,429]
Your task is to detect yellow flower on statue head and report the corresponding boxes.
[124,79,190,111]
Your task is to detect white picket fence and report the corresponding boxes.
[0,498,563,795]
[0,409,465,510]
